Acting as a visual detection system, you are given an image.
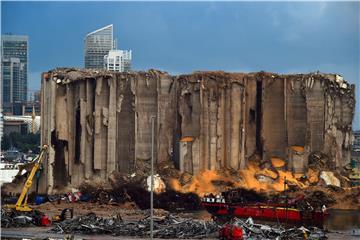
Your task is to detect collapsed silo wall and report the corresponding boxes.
[40,69,355,194]
[262,78,287,160]
[177,73,247,172]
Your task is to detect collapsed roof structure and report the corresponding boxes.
[40,68,355,193]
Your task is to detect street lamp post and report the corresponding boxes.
[150,115,156,239]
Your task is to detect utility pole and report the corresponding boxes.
[150,115,156,239]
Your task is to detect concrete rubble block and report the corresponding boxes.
[146,174,166,194]
[320,171,341,187]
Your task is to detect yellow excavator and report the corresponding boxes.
[5,145,48,212]
[4,145,73,225]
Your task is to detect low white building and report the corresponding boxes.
[104,49,132,72]
[3,115,41,134]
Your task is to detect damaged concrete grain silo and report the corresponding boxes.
[40,68,355,193]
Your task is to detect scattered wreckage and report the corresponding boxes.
[2,208,49,227]
[1,207,73,228]
[0,142,354,239]
[51,212,219,239]
[49,213,329,239]
[219,217,327,240]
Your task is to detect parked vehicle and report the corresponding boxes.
[4,148,22,162]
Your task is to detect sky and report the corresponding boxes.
[1,1,359,129]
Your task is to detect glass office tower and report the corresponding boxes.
[1,35,28,103]
[84,24,114,69]
[2,58,26,103]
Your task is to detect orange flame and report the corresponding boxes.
[169,161,313,196]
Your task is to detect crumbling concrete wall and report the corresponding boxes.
[286,78,307,148]
[262,77,287,160]
[40,69,355,193]
[176,73,248,172]
[323,74,355,168]
[116,75,135,173]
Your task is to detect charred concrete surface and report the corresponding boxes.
[40,68,355,193]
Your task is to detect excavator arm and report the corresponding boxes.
[6,145,48,212]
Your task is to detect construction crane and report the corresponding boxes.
[6,145,48,212]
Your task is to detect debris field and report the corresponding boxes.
[51,213,219,238]
[1,68,359,240]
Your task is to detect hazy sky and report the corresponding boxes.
[1,1,359,129]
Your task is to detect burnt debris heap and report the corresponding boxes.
[40,69,355,193]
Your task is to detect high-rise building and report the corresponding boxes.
[1,35,28,104]
[84,24,114,69]
[104,49,132,72]
[2,58,26,103]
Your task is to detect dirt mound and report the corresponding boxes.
[284,186,360,210]
[308,151,335,170]
[303,190,336,210]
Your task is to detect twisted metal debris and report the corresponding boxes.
[228,217,327,240]
[1,208,38,228]
[51,212,219,238]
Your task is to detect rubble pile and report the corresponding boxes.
[167,157,360,210]
[302,191,336,210]
[272,189,337,211]
[75,166,358,211]
[223,217,327,240]
[51,212,219,238]
[79,182,202,211]
[301,186,360,210]
[218,187,338,211]
[308,152,333,170]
